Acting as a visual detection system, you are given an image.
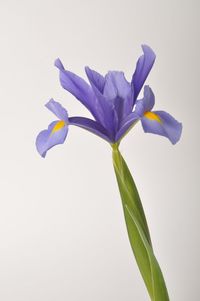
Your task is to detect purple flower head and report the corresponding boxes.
[36,45,182,157]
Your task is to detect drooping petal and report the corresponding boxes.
[141,110,182,144]
[69,116,113,143]
[36,120,68,157]
[115,112,139,141]
[134,85,155,116]
[45,99,68,122]
[103,71,133,120]
[85,66,105,93]
[55,58,101,122]
[132,45,156,102]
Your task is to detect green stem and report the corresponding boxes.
[112,144,169,301]
[112,144,152,247]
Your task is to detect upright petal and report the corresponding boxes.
[132,45,156,101]
[55,58,101,122]
[45,99,68,122]
[141,110,182,144]
[103,71,133,123]
[85,66,105,93]
[135,86,155,116]
[85,67,117,135]
[142,85,155,112]
[36,120,68,157]
[69,116,113,143]
[104,71,131,100]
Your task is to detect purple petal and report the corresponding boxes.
[84,69,117,135]
[55,58,101,122]
[36,120,68,157]
[135,85,155,116]
[45,99,68,122]
[85,66,105,93]
[103,71,133,118]
[142,85,155,112]
[69,116,113,143]
[103,71,131,100]
[132,45,156,101]
[54,58,64,70]
[115,112,139,141]
[141,110,182,144]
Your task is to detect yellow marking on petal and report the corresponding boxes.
[51,120,65,134]
[144,111,162,123]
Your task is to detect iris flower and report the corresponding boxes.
[36,44,182,157]
[36,45,182,301]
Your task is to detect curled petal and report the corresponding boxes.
[141,110,182,144]
[36,120,68,157]
[69,116,112,143]
[132,45,156,102]
[45,99,68,122]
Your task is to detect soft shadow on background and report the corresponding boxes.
[0,0,199,300]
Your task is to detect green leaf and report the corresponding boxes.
[112,146,169,301]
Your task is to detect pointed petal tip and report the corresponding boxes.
[38,149,46,158]
[45,98,55,108]
[143,85,153,96]
[84,66,98,78]
[54,58,64,70]
[132,44,156,101]
[144,85,155,107]
[84,66,91,77]
[36,134,47,158]
[141,44,156,61]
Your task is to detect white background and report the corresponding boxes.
[0,0,199,300]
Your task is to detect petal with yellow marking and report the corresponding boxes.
[144,111,162,123]
[51,120,66,134]
[141,110,182,144]
[36,120,68,158]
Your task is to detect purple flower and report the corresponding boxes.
[36,45,182,157]
[36,99,69,157]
